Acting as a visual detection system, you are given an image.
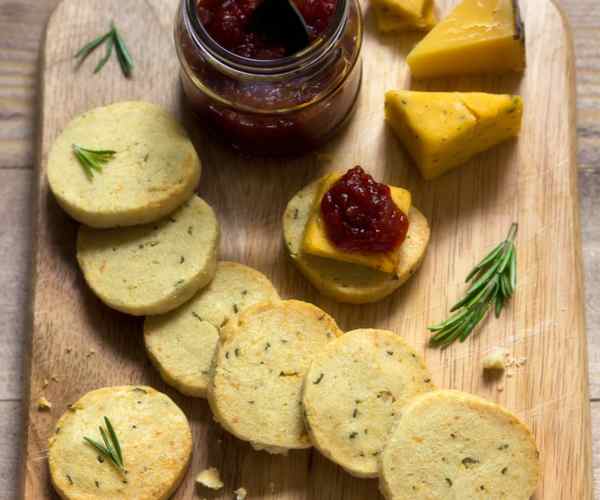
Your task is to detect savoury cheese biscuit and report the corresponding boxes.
[283,181,430,304]
[302,329,434,478]
[144,262,280,397]
[47,101,201,228]
[379,390,540,500]
[208,300,342,453]
[48,386,192,500]
[77,196,219,316]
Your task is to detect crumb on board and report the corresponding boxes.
[482,348,509,372]
[497,385,504,392]
[86,349,96,358]
[51,375,59,382]
[196,467,224,490]
[235,487,248,500]
[42,378,49,388]
[37,397,52,411]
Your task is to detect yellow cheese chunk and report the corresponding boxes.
[374,0,437,33]
[406,0,525,79]
[302,173,412,274]
[385,91,523,180]
[370,0,428,22]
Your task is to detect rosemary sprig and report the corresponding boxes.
[84,417,126,474]
[429,223,518,348]
[74,22,134,77]
[73,144,116,179]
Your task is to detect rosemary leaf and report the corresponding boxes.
[74,22,133,77]
[74,33,112,63]
[112,23,134,77]
[84,417,126,474]
[94,36,114,74]
[429,224,519,348]
[104,416,124,468]
[72,144,116,180]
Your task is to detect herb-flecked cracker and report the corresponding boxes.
[48,101,201,228]
[207,300,342,454]
[144,262,280,397]
[283,180,430,304]
[48,386,192,500]
[379,390,540,500]
[302,329,434,478]
[77,195,219,316]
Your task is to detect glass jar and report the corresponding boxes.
[174,0,363,156]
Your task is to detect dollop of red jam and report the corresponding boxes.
[196,0,338,59]
[321,166,409,253]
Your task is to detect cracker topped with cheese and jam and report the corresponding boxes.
[284,167,430,303]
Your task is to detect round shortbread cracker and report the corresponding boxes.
[302,329,434,478]
[47,101,201,228]
[283,180,430,304]
[77,195,219,316]
[379,390,540,500]
[144,262,280,397]
[48,386,192,500]
[207,300,342,453]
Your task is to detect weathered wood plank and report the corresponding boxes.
[0,0,60,168]
[592,402,600,497]
[0,169,32,399]
[580,166,600,399]
[0,401,23,500]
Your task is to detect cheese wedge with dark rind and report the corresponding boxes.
[407,0,525,79]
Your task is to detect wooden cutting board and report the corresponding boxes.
[21,0,592,498]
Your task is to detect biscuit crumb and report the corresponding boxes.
[196,467,224,490]
[51,375,59,382]
[497,386,504,392]
[42,378,49,388]
[86,349,96,358]
[37,397,52,411]
[482,348,508,372]
[234,487,248,499]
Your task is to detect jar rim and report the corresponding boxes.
[182,0,350,77]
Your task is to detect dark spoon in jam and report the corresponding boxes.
[196,0,338,59]
[249,0,311,55]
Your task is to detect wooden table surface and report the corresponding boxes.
[0,0,597,497]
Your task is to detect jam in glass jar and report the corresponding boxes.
[174,0,363,156]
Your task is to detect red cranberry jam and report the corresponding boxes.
[321,167,409,253]
[196,0,338,59]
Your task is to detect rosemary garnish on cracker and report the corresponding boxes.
[74,22,134,77]
[83,417,126,474]
[73,144,116,179]
[429,223,518,347]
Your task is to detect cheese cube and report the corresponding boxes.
[374,0,437,33]
[302,173,411,273]
[385,91,523,180]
